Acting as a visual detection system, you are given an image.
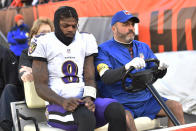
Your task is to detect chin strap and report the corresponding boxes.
[83,86,96,99]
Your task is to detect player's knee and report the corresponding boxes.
[78,107,96,126]
[81,113,96,125]
[104,102,126,121]
[175,102,183,109]
[167,100,183,112]
[74,106,96,130]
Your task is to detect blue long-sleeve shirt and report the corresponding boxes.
[7,23,29,56]
[95,39,157,106]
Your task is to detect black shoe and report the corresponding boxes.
[0,120,12,131]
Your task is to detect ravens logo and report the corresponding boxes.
[28,42,37,54]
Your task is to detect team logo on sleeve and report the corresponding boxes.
[97,63,109,73]
[28,42,37,54]
[25,32,29,37]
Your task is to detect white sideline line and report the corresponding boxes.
[151,122,196,131]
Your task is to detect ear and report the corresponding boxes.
[112,25,116,33]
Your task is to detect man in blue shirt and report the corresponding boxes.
[95,10,185,130]
[7,14,29,61]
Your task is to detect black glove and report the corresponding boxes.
[15,39,27,44]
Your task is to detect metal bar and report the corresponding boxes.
[16,109,40,131]
[146,84,181,126]
[16,109,22,131]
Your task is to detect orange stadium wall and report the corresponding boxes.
[0,0,196,53]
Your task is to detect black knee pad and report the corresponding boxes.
[104,102,126,121]
[73,105,96,131]
[104,102,126,131]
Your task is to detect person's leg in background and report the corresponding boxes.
[0,84,24,131]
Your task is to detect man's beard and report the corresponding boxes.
[124,29,135,43]
[117,29,135,44]
[62,35,74,46]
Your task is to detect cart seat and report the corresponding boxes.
[22,81,160,131]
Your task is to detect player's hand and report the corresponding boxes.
[125,57,145,70]
[20,66,32,72]
[158,61,168,70]
[20,66,34,82]
[61,98,82,112]
[82,97,95,112]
